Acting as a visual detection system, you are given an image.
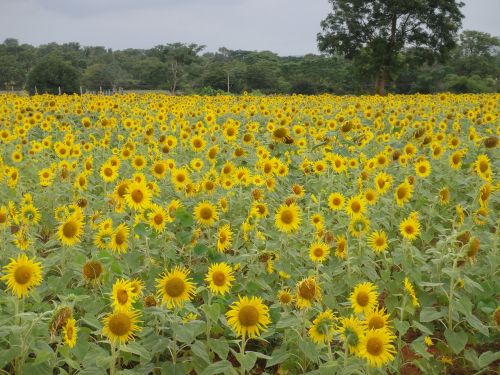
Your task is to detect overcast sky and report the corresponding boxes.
[0,0,499,56]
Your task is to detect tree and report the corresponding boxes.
[27,55,80,94]
[459,30,500,57]
[317,0,464,95]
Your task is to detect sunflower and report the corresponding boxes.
[474,154,492,181]
[151,160,168,179]
[394,181,413,206]
[125,180,151,211]
[415,159,431,178]
[156,266,196,308]
[112,279,137,311]
[63,318,78,348]
[194,201,219,227]
[0,205,10,228]
[309,241,330,262]
[226,296,271,338]
[359,328,396,368]
[339,316,365,354]
[82,260,104,282]
[296,277,321,309]
[364,307,391,331]
[102,309,141,345]
[57,214,84,246]
[1,253,43,298]
[216,224,233,252]
[274,202,302,233]
[94,227,113,250]
[100,163,118,183]
[328,192,345,211]
[348,216,370,238]
[439,187,450,205]
[367,231,388,253]
[309,309,337,344]
[148,205,168,233]
[335,235,348,259]
[449,150,464,170]
[374,172,392,194]
[345,195,366,218]
[350,282,378,315]
[110,224,129,254]
[205,262,235,295]
[399,213,421,241]
[277,288,294,305]
[403,277,420,307]
[364,188,378,205]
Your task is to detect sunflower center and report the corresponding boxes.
[356,291,369,307]
[14,265,32,284]
[279,293,292,304]
[375,237,385,246]
[131,189,144,203]
[333,197,341,205]
[368,316,385,329]
[155,164,165,174]
[405,225,414,234]
[313,247,324,257]
[104,167,113,177]
[117,289,129,304]
[238,305,259,326]
[212,271,226,286]
[366,337,384,356]
[280,209,294,224]
[115,231,126,245]
[200,207,213,220]
[164,277,185,297]
[479,161,488,173]
[397,187,407,199]
[299,281,316,300]
[154,214,163,225]
[108,313,132,336]
[0,212,7,223]
[66,325,74,339]
[419,166,426,173]
[63,221,78,238]
[351,201,361,213]
[219,232,227,243]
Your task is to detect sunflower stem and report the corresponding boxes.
[110,342,116,375]
[343,341,349,369]
[397,294,406,371]
[240,335,246,375]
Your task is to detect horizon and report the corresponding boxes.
[1,0,499,56]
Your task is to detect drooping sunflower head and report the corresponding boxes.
[156,266,196,309]
[82,260,104,282]
[225,296,271,338]
[296,277,321,309]
[1,253,43,298]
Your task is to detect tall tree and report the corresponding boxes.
[317,0,464,95]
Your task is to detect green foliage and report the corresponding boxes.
[27,55,80,94]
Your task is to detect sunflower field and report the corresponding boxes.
[0,93,498,375]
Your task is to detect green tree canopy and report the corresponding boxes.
[27,55,81,94]
[317,0,465,94]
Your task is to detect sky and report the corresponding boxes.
[0,0,499,56]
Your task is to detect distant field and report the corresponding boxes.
[0,93,498,374]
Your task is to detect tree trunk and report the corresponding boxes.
[375,70,387,95]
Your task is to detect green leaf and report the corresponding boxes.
[203,303,221,322]
[465,314,489,336]
[200,360,238,375]
[478,351,500,368]
[394,320,410,335]
[191,340,210,364]
[194,243,209,255]
[121,341,152,361]
[266,350,290,367]
[420,307,443,322]
[236,351,258,371]
[208,337,229,360]
[444,329,468,354]
[298,340,318,362]
[175,207,194,227]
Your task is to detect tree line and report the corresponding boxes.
[0,31,498,96]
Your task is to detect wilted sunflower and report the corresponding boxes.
[1,253,43,298]
[82,260,104,282]
[102,309,141,345]
[226,296,271,338]
[156,266,196,308]
[274,202,302,233]
[194,201,219,226]
[350,282,378,315]
[296,277,321,309]
[62,318,78,348]
[309,309,337,344]
[57,214,84,246]
[359,328,396,368]
[205,262,235,295]
[216,224,233,253]
[335,235,348,260]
